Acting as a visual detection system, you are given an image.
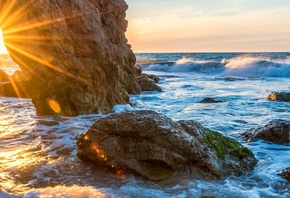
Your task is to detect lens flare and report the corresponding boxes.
[48,99,61,113]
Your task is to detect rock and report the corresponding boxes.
[1,0,141,116]
[11,70,28,82]
[242,119,290,144]
[144,73,159,83]
[200,97,223,103]
[77,110,257,181]
[267,92,290,101]
[38,120,59,126]
[0,80,32,98]
[0,69,9,82]
[136,75,162,92]
[278,167,290,182]
[134,64,142,76]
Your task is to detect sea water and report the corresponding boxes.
[1,52,290,197]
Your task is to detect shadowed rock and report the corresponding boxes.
[278,167,290,182]
[136,75,162,92]
[200,97,223,103]
[1,0,141,116]
[11,70,28,82]
[77,110,257,181]
[242,119,290,144]
[0,80,32,98]
[267,92,290,101]
[0,69,9,82]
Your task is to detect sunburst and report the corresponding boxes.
[0,0,93,99]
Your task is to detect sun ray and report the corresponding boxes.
[0,0,34,29]
[3,8,83,35]
[5,41,92,87]
[0,0,18,26]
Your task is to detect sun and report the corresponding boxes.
[0,29,8,54]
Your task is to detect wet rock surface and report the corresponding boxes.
[1,0,141,116]
[242,119,290,144]
[267,92,290,101]
[278,167,290,182]
[77,110,257,181]
[136,74,162,92]
[200,97,224,103]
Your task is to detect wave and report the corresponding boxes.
[222,55,290,78]
[141,57,225,73]
[140,55,290,78]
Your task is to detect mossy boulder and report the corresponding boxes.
[77,110,257,181]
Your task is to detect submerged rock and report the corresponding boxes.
[77,110,257,181]
[242,119,290,144]
[267,92,290,101]
[200,97,223,103]
[278,167,290,182]
[1,0,141,116]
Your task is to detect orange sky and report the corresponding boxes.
[1,1,290,54]
[0,29,8,54]
[125,0,290,52]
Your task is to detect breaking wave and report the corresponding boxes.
[139,54,290,78]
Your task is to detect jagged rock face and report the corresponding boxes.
[242,119,290,144]
[77,110,257,181]
[0,0,141,116]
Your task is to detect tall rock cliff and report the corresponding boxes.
[0,0,141,116]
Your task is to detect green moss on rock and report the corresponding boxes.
[203,130,253,160]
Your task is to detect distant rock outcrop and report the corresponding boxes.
[0,69,9,82]
[77,110,257,181]
[134,64,162,91]
[1,0,141,115]
[242,119,290,144]
[267,92,290,101]
[136,74,162,92]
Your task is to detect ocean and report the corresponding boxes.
[1,52,290,197]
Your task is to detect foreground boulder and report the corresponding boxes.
[1,0,141,116]
[242,120,290,144]
[267,92,290,101]
[77,110,257,180]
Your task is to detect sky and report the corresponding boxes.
[125,0,290,52]
[1,1,290,54]
[0,29,8,54]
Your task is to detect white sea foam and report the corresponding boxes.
[142,54,290,78]
[112,104,133,113]
[1,53,290,197]
[221,55,290,78]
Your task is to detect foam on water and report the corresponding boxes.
[139,53,290,78]
[1,52,290,197]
